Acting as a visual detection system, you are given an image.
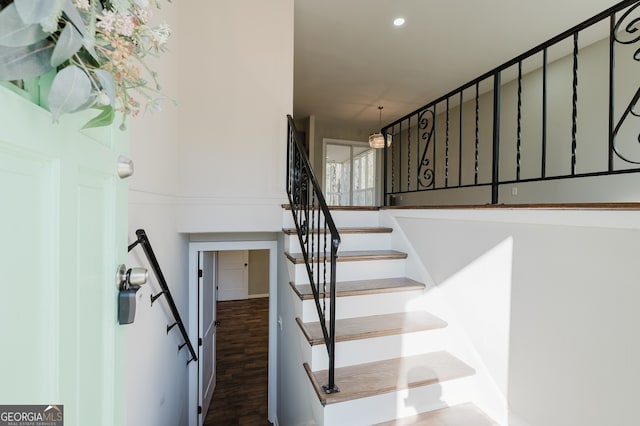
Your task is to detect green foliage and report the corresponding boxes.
[82,105,115,129]
[0,39,54,80]
[0,3,49,47]
[51,23,82,67]
[48,64,92,122]
[14,0,57,24]
[0,0,172,129]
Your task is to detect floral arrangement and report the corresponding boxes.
[0,0,172,129]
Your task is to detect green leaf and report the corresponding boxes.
[15,0,57,24]
[0,39,54,80]
[61,0,99,62]
[0,3,49,47]
[93,69,116,106]
[82,105,115,129]
[48,64,92,122]
[62,0,86,37]
[50,23,82,67]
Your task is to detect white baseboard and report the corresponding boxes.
[248,293,269,299]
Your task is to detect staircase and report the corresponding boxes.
[283,207,499,426]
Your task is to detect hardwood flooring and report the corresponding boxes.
[204,297,271,426]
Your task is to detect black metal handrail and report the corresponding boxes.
[129,229,198,365]
[382,0,640,205]
[286,115,341,394]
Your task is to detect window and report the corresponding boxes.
[324,141,376,206]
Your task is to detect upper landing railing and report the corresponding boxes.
[382,0,640,206]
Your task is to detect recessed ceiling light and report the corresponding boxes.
[393,17,405,26]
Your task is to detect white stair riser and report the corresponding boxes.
[308,327,451,370]
[285,232,392,253]
[283,210,381,229]
[300,290,424,322]
[289,258,406,284]
[320,376,476,426]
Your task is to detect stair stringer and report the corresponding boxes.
[379,210,509,425]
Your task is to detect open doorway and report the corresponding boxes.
[188,241,278,426]
[323,138,377,206]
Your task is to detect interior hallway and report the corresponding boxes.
[204,297,271,425]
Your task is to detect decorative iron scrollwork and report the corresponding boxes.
[418,108,435,188]
[614,3,640,50]
[613,2,640,164]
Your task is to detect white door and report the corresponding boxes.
[217,250,249,301]
[0,85,128,424]
[198,251,217,422]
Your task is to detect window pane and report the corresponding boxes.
[325,143,376,206]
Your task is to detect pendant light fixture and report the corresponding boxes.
[369,105,392,149]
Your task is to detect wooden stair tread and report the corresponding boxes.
[283,204,380,211]
[305,351,475,405]
[296,311,448,345]
[285,249,407,264]
[290,277,426,300]
[374,402,499,426]
[283,227,393,235]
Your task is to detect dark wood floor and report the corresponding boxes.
[204,297,272,426]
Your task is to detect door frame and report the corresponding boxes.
[188,240,278,426]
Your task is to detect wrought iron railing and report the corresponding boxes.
[286,115,341,394]
[129,229,198,365]
[382,0,640,206]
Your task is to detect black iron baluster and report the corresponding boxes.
[433,103,437,188]
[317,203,322,318]
[446,97,450,187]
[391,125,395,195]
[383,127,388,205]
[459,91,464,185]
[311,190,316,303]
[571,32,579,176]
[399,121,403,192]
[323,216,327,316]
[609,13,616,172]
[542,48,548,179]
[416,114,420,191]
[475,82,480,185]
[407,115,412,192]
[492,72,502,204]
[517,61,522,181]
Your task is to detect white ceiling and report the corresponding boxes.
[293,0,622,130]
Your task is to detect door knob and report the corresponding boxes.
[116,264,148,290]
[116,264,148,325]
[117,155,134,179]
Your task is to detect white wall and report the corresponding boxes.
[125,1,192,424]
[125,1,294,425]
[127,199,190,426]
[385,208,640,426]
[174,0,294,233]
